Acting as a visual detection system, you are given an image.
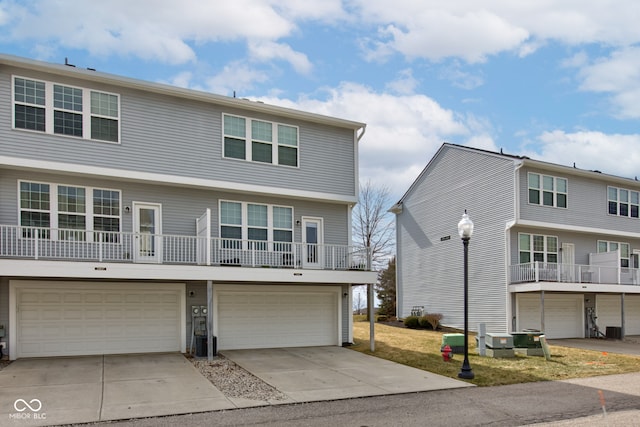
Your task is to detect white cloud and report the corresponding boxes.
[574,47,640,118]
[353,1,640,63]
[0,0,302,63]
[248,40,312,75]
[206,62,269,96]
[385,69,419,95]
[524,130,640,179]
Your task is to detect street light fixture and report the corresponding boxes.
[457,210,475,380]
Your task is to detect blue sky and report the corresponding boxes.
[2,0,640,202]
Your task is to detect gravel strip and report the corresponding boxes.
[190,355,288,402]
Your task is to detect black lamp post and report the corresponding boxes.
[457,210,475,380]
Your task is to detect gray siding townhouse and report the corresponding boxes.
[393,143,640,339]
[0,54,376,360]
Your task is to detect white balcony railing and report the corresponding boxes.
[509,262,640,286]
[0,225,371,271]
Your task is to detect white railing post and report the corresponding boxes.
[534,261,539,282]
[34,228,39,260]
[98,232,103,262]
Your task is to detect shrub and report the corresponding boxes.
[425,313,443,330]
[403,315,420,329]
[377,315,388,322]
[418,315,432,329]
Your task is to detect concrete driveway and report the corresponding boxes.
[548,335,640,356]
[0,348,472,426]
[0,353,235,426]
[222,346,473,402]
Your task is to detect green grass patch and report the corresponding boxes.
[351,322,640,387]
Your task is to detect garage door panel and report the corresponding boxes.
[627,295,640,335]
[217,289,339,350]
[517,293,583,339]
[15,283,183,358]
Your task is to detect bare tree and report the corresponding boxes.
[353,180,395,268]
[352,180,395,319]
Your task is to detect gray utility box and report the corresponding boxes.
[485,333,514,349]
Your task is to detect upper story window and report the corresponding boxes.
[219,200,293,250]
[518,233,558,264]
[528,173,567,208]
[598,240,630,267]
[223,114,298,167]
[13,76,120,143]
[607,186,639,218]
[19,180,121,241]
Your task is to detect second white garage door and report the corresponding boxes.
[517,293,583,339]
[216,285,340,350]
[11,281,185,359]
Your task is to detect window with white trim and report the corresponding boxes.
[528,173,567,208]
[598,240,630,267]
[223,114,298,167]
[19,180,121,241]
[13,76,120,143]
[519,233,558,264]
[219,200,293,250]
[607,186,639,218]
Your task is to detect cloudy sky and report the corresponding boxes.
[3,0,640,202]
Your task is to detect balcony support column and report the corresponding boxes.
[540,290,545,334]
[621,293,626,339]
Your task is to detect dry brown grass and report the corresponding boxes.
[351,321,640,387]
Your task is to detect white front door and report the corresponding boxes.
[562,243,575,282]
[134,203,162,263]
[302,217,323,269]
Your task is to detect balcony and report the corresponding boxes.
[0,225,371,271]
[509,262,640,286]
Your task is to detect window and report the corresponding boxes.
[528,173,567,208]
[20,181,51,238]
[219,200,293,250]
[18,181,121,241]
[608,186,639,218]
[12,76,120,143]
[93,189,121,242]
[519,233,558,264]
[598,240,630,267]
[58,185,86,240]
[14,77,46,131]
[223,114,299,167]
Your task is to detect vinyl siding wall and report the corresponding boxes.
[519,167,640,233]
[509,227,640,268]
[396,145,516,333]
[0,170,349,245]
[0,65,357,198]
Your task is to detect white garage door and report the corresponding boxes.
[12,281,184,358]
[517,293,583,339]
[596,295,622,331]
[216,286,339,350]
[626,295,640,335]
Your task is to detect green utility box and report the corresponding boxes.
[441,333,466,354]
[512,332,543,349]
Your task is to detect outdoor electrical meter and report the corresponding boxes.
[190,306,209,356]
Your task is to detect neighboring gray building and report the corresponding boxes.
[392,143,640,339]
[0,53,376,360]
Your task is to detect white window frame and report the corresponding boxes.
[597,240,631,268]
[12,75,121,144]
[222,113,299,168]
[607,186,640,219]
[528,172,568,208]
[518,233,558,264]
[218,199,294,250]
[18,180,122,241]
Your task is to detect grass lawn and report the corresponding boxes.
[351,321,640,387]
